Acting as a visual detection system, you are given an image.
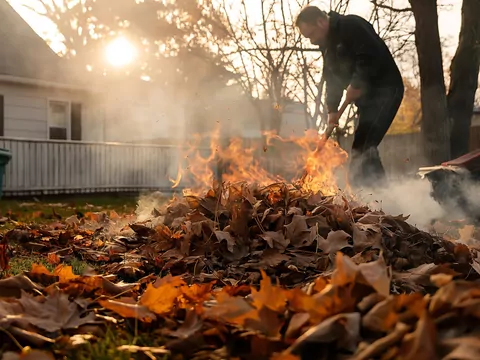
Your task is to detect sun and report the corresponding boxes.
[105,37,136,67]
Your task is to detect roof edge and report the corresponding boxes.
[0,74,98,92]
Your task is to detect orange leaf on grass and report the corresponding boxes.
[30,263,51,276]
[54,265,78,283]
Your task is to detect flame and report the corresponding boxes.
[171,128,349,196]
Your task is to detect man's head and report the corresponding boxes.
[295,6,329,46]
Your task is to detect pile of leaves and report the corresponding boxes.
[1,181,480,359]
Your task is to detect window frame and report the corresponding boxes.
[47,98,71,140]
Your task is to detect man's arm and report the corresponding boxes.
[340,15,385,91]
[322,53,344,113]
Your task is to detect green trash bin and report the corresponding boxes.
[0,148,12,199]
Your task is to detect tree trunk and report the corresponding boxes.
[409,0,451,165]
[447,0,480,158]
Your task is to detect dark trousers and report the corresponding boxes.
[349,84,404,189]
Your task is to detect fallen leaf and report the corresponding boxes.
[399,310,438,360]
[287,312,361,355]
[140,277,185,315]
[317,230,352,254]
[285,215,312,247]
[54,265,78,283]
[99,298,156,322]
[16,291,98,332]
[250,270,287,312]
[214,231,236,252]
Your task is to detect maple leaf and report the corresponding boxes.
[250,270,287,312]
[140,276,186,315]
[15,291,98,332]
[317,230,352,254]
[54,265,78,283]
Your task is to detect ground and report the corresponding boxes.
[1,186,479,360]
[0,194,147,359]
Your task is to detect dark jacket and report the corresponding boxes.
[321,11,403,113]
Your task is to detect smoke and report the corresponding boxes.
[354,178,447,230]
[135,191,169,223]
[355,174,480,230]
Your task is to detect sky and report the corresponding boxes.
[9,0,462,57]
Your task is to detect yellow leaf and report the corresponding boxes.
[53,265,78,283]
[140,276,185,315]
[250,270,287,312]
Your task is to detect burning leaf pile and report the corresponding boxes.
[1,182,480,359]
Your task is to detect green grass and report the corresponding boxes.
[66,328,171,360]
[7,255,90,276]
[0,194,138,229]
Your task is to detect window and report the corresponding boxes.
[48,100,69,140]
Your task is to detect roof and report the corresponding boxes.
[0,0,87,87]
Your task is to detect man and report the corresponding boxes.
[296,6,404,189]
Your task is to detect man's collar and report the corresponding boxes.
[322,11,340,50]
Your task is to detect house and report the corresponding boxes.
[0,0,108,142]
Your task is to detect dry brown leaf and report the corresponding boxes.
[214,231,236,252]
[330,252,358,287]
[287,312,361,355]
[317,230,352,254]
[0,274,43,298]
[260,231,290,250]
[442,336,480,360]
[362,293,426,332]
[399,310,438,360]
[170,310,203,338]
[99,298,156,322]
[15,291,97,332]
[205,291,258,327]
[285,215,313,247]
[357,257,391,297]
[430,273,453,287]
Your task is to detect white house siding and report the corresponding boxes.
[0,81,105,141]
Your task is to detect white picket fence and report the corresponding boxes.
[0,137,188,196]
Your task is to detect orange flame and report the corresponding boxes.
[171,128,348,196]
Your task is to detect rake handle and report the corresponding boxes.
[322,100,349,142]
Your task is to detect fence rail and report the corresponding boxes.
[0,137,187,196]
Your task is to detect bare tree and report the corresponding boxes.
[447,0,480,158]
[372,0,480,164]
[200,0,324,134]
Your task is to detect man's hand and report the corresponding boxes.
[346,85,362,103]
[327,112,340,126]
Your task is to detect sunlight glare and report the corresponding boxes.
[105,37,136,67]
